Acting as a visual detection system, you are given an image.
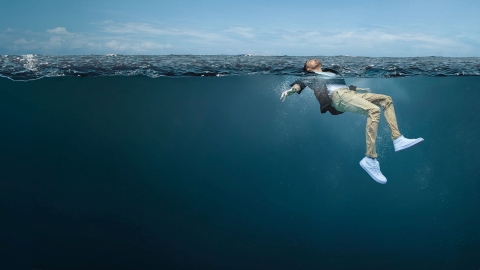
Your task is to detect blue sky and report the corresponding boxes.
[1,0,479,56]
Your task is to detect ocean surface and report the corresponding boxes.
[1,55,480,269]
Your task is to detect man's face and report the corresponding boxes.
[305,58,321,71]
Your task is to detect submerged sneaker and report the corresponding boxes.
[359,157,387,184]
[393,135,424,152]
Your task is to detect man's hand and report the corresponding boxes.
[356,87,371,93]
[280,84,301,102]
[280,89,293,102]
[349,85,371,93]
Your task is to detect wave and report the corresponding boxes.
[1,54,479,81]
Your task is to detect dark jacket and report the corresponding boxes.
[290,68,344,115]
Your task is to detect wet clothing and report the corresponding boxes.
[290,68,346,115]
[313,71,349,97]
[290,68,402,158]
[331,89,402,158]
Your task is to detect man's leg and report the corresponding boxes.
[332,89,381,158]
[356,92,424,152]
[356,93,401,140]
[332,89,387,184]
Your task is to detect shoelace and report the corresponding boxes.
[374,161,380,173]
[370,159,380,173]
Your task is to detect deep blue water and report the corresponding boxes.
[1,56,480,269]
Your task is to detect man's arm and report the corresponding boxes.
[356,87,371,93]
[280,84,302,102]
[349,85,371,93]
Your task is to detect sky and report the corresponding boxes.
[1,0,479,56]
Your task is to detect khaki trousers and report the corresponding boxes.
[331,89,402,158]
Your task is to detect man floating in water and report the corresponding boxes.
[280,59,423,184]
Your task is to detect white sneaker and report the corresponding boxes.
[359,157,387,184]
[393,135,424,152]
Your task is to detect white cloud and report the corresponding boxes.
[47,36,65,47]
[137,41,172,50]
[46,27,72,35]
[225,27,255,38]
[14,38,35,45]
[102,22,234,44]
[105,40,172,52]
[103,22,171,35]
[7,27,14,32]
[275,28,472,56]
[3,23,479,56]
[105,40,127,50]
[5,26,174,54]
[11,38,39,50]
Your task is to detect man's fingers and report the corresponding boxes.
[280,90,291,102]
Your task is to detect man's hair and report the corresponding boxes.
[303,62,309,72]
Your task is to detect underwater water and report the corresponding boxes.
[1,55,480,269]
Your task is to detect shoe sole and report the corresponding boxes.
[394,138,424,152]
[359,159,387,184]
